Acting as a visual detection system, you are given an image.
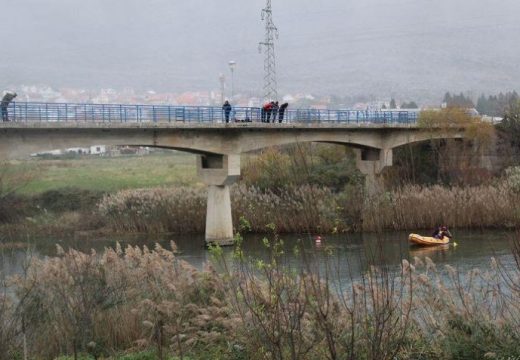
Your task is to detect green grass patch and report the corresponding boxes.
[6,153,200,195]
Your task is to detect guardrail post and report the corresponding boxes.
[168,106,171,122]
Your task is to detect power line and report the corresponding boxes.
[259,0,279,102]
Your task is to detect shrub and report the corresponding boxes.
[37,187,105,213]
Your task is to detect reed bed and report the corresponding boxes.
[98,181,520,235]
[98,187,207,233]
[98,185,360,234]
[1,237,520,359]
[363,183,520,231]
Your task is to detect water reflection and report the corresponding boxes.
[0,230,516,281]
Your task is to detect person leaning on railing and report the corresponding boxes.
[1,91,17,122]
[278,102,288,123]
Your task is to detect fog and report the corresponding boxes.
[1,0,519,100]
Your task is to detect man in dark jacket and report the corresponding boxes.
[271,101,279,123]
[278,102,289,123]
[1,92,17,122]
[222,100,232,123]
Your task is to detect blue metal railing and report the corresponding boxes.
[3,102,420,125]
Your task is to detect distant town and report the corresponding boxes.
[7,85,518,120]
[11,84,428,111]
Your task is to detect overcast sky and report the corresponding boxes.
[1,0,519,101]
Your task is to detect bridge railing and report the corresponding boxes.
[5,102,419,124]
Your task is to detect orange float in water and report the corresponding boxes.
[409,233,450,246]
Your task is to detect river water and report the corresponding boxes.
[1,230,517,281]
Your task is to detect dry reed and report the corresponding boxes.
[98,181,520,235]
[0,237,519,358]
[363,182,520,231]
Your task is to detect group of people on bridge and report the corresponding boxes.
[261,101,289,123]
[222,100,289,124]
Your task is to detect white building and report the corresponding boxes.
[90,145,107,155]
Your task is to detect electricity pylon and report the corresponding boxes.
[259,0,279,102]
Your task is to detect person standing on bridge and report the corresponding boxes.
[222,100,232,123]
[262,102,273,123]
[267,101,276,123]
[1,92,17,122]
[278,102,289,123]
[271,101,279,123]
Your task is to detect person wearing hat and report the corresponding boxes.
[1,92,17,122]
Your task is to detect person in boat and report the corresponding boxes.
[441,226,453,239]
[432,226,452,239]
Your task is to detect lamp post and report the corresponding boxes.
[219,73,225,104]
[228,60,236,99]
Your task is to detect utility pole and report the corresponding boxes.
[228,60,236,100]
[259,0,279,102]
[219,73,225,104]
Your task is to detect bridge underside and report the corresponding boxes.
[0,124,463,245]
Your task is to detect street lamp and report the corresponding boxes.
[228,60,236,99]
[219,73,226,104]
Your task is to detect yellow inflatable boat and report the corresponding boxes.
[408,233,450,246]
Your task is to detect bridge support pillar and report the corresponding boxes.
[197,154,240,246]
[355,148,392,194]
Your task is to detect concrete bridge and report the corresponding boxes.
[0,116,466,245]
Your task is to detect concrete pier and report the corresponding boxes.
[355,148,393,193]
[205,185,234,245]
[197,154,240,246]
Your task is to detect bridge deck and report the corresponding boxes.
[0,122,421,130]
[2,102,420,125]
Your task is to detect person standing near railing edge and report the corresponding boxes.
[272,101,279,123]
[278,102,288,123]
[1,91,17,122]
[222,100,232,123]
[261,102,273,123]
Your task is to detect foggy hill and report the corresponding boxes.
[1,0,519,102]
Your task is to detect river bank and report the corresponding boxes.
[2,180,520,239]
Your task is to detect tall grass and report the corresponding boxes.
[11,243,236,359]
[1,235,520,359]
[98,181,520,235]
[363,182,520,231]
[98,187,207,233]
[99,185,362,234]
